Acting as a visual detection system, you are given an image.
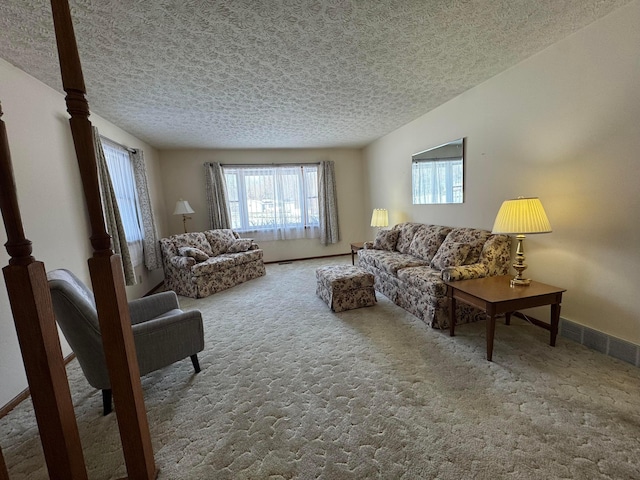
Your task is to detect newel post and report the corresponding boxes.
[0,103,88,478]
[49,0,157,478]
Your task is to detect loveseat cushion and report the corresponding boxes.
[220,249,264,266]
[204,229,237,256]
[226,239,253,253]
[373,229,399,251]
[172,232,214,257]
[191,256,237,276]
[178,246,209,262]
[407,225,451,262]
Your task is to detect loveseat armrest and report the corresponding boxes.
[442,263,490,282]
[169,255,196,269]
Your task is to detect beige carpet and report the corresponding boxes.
[2,257,640,479]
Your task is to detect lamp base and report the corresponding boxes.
[510,277,531,287]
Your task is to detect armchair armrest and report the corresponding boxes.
[441,263,490,282]
[128,291,181,324]
[132,310,204,375]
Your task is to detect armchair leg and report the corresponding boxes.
[102,389,112,416]
[190,354,201,373]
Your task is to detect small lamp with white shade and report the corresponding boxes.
[370,208,389,230]
[173,199,195,233]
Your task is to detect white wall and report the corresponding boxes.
[158,148,367,263]
[0,58,168,406]
[364,1,640,344]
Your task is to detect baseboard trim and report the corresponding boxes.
[558,317,640,367]
[0,353,76,419]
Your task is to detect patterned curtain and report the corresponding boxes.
[130,149,161,270]
[319,160,340,245]
[205,162,231,229]
[93,127,136,285]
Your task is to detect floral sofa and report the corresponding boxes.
[159,229,266,298]
[357,222,511,329]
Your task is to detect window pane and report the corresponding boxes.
[221,164,320,241]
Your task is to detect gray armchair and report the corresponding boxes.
[47,269,204,415]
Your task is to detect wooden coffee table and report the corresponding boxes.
[445,275,566,361]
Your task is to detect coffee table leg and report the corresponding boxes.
[550,303,561,347]
[486,314,496,361]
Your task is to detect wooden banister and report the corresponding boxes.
[0,103,88,478]
[49,1,157,478]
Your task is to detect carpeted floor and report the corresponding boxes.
[2,256,640,479]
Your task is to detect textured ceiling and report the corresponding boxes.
[0,0,631,149]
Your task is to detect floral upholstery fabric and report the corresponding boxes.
[430,242,472,270]
[170,232,214,257]
[393,223,425,254]
[204,229,238,256]
[372,229,399,251]
[316,265,376,312]
[160,230,266,298]
[407,225,452,262]
[226,239,253,253]
[178,246,209,262]
[357,222,511,329]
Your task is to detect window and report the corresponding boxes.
[101,138,144,265]
[222,164,320,241]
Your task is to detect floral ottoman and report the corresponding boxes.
[316,265,376,312]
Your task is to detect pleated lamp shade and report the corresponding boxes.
[492,197,551,234]
[370,209,389,228]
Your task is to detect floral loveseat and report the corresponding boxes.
[159,229,266,298]
[357,222,511,329]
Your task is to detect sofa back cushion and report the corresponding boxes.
[373,229,399,251]
[171,232,214,257]
[393,223,425,254]
[432,228,491,268]
[407,225,452,262]
[204,229,237,256]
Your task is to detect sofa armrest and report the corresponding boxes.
[169,255,196,268]
[442,263,490,282]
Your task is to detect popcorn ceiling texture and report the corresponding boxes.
[2,257,640,479]
[0,0,631,149]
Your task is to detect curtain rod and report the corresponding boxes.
[207,162,321,168]
[100,135,137,154]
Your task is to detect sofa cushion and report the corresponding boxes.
[178,246,209,262]
[430,242,472,270]
[204,229,237,256]
[366,250,428,275]
[407,225,451,262]
[226,239,253,253]
[373,229,399,251]
[394,223,425,254]
[397,266,447,297]
[172,232,214,257]
[437,228,491,265]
